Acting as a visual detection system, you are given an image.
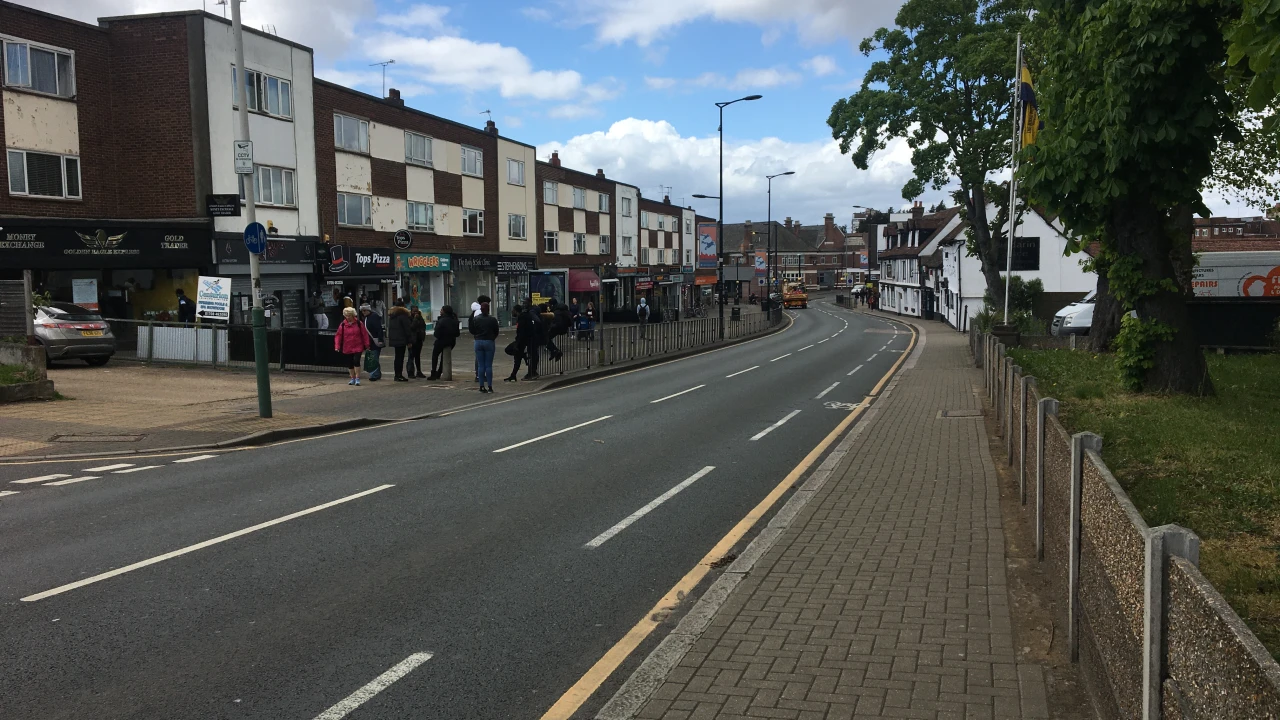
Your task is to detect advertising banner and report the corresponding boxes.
[755,250,767,276]
[394,252,451,272]
[530,270,567,308]
[697,223,718,269]
[71,278,99,311]
[195,275,232,321]
[1193,258,1280,297]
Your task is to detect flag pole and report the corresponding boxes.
[1003,33,1022,325]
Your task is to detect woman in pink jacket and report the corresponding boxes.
[333,306,370,385]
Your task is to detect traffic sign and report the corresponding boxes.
[244,222,268,255]
[234,140,254,174]
[393,229,413,250]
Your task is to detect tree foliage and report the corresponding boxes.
[1228,0,1280,112]
[1023,0,1231,394]
[828,0,1031,309]
[1205,101,1280,211]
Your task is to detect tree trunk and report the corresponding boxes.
[1108,200,1214,395]
[1089,254,1123,351]
[966,184,1007,315]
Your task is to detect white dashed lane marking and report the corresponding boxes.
[173,454,218,463]
[112,466,163,474]
[11,474,70,485]
[0,490,20,499]
[83,463,134,472]
[44,476,100,487]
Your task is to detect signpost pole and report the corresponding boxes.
[233,0,272,418]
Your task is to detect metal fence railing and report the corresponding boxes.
[104,308,785,375]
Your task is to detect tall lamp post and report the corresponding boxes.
[766,171,795,307]
[711,95,762,339]
[850,204,874,289]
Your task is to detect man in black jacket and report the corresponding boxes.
[429,306,460,380]
[515,301,542,380]
[386,298,413,381]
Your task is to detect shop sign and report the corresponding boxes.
[206,194,241,217]
[681,265,694,274]
[72,278,99,311]
[196,276,232,321]
[393,229,413,250]
[496,256,537,273]
[394,252,451,272]
[669,274,685,283]
[327,244,395,277]
[530,270,567,307]
[635,275,654,290]
[216,236,317,266]
[0,219,212,269]
[695,275,718,286]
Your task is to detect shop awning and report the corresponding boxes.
[568,268,602,292]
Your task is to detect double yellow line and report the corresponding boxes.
[540,321,919,719]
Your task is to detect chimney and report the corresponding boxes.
[596,168,606,179]
[912,201,924,220]
[385,88,404,107]
[784,217,792,229]
[663,194,671,204]
[550,151,561,167]
[484,119,498,135]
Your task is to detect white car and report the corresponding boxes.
[1051,290,1096,336]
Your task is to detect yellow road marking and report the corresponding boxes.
[539,317,916,719]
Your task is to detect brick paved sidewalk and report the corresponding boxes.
[615,324,1050,719]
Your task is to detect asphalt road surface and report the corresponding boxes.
[0,301,912,720]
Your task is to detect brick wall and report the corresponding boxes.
[313,80,500,253]
[534,161,615,268]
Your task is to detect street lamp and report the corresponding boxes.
[850,204,875,289]
[713,94,762,339]
[766,171,795,307]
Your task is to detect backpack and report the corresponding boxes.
[637,304,649,321]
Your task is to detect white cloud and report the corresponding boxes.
[657,67,802,92]
[522,6,553,21]
[570,0,901,47]
[803,55,840,77]
[365,33,586,101]
[645,76,679,90]
[20,0,375,60]
[377,4,456,35]
[541,118,919,223]
[503,115,524,129]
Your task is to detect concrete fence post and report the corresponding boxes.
[1070,431,1104,662]
[1020,376,1036,505]
[1143,524,1200,720]
[441,346,453,381]
[1036,397,1059,561]
[1006,365,1021,464]
[994,346,1004,427]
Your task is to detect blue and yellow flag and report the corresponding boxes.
[1020,64,1041,148]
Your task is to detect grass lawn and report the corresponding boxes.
[1009,348,1280,659]
[0,363,39,385]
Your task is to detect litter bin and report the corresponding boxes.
[731,306,742,321]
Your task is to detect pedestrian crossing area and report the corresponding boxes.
[1,455,219,500]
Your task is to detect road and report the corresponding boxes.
[0,301,912,720]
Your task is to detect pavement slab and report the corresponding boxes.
[612,319,1052,720]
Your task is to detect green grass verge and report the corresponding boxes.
[1009,348,1280,659]
[0,363,40,385]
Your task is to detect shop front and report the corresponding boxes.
[495,256,536,327]
[449,254,497,328]
[393,252,450,328]
[214,234,320,328]
[324,244,396,320]
[0,218,213,321]
[567,268,602,318]
[444,254,537,327]
[695,272,717,306]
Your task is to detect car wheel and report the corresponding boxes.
[85,357,110,367]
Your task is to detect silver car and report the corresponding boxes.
[35,302,116,366]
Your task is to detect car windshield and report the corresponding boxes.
[42,303,103,321]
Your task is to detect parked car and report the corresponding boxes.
[1051,290,1096,336]
[34,303,116,366]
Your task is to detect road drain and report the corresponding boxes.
[50,434,146,443]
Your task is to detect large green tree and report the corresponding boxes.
[1022,0,1234,394]
[828,0,1031,307]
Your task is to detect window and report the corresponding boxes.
[337,193,371,226]
[407,201,434,231]
[334,114,369,153]
[462,208,483,236]
[641,211,649,228]
[4,40,74,98]
[545,231,559,253]
[684,248,694,266]
[599,194,610,212]
[543,181,558,205]
[507,158,525,185]
[574,233,587,253]
[685,219,692,234]
[621,197,633,217]
[600,235,611,254]
[461,146,483,176]
[508,213,526,239]
[657,215,666,230]
[232,67,291,118]
[622,236,633,255]
[7,149,80,199]
[573,187,586,209]
[239,165,295,206]
[639,247,649,265]
[405,132,432,166]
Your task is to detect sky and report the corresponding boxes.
[31,0,1246,224]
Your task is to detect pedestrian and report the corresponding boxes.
[408,306,428,378]
[308,292,328,329]
[175,288,196,324]
[469,301,500,393]
[360,303,384,381]
[429,305,460,380]
[506,304,529,382]
[334,306,369,386]
[636,297,650,338]
[521,300,544,380]
[547,300,570,361]
[387,298,412,382]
